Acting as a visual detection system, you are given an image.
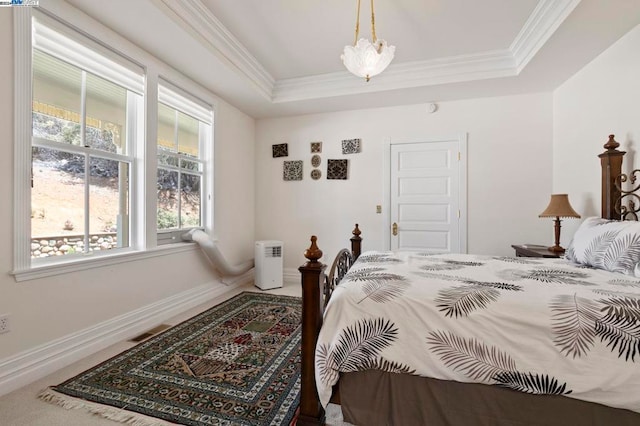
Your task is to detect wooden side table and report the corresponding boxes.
[511,244,561,258]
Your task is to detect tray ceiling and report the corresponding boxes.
[63,0,640,117]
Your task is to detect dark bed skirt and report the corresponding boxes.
[339,370,640,426]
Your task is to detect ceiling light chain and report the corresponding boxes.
[369,0,377,44]
[342,0,395,82]
[353,0,361,45]
[353,0,378,44]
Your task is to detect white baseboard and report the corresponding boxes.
[0,279,244,397]
[221,268,254,286]
[283,267,299,285]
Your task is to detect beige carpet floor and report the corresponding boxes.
[0,281,352,426]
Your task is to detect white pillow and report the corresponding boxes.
[565,216,640,275]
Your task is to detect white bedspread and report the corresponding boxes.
[315,251,640,412]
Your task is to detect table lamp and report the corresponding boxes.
[539,194,581,254]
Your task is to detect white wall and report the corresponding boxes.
[256,93,554,270]
[554,24,640,242]
[9,0,637,396]
[0,7,255,370]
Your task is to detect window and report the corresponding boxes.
[29,15,143,262]
[31,50,141,260]
[156,84,212,240]
[14,10,214,277]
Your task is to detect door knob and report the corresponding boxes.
[392,222,398,236]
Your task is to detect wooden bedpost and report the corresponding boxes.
[599,134,625,220]
[298,236,327,426]
[350,224,362,260]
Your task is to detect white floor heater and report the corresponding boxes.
[254,240,283,290]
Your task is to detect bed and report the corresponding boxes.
[297,135,640,426]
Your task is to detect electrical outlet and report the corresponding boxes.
[0,314,10,334]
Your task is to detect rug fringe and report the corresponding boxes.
[38,388,173,426]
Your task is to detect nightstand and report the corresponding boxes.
[511,244,561,258]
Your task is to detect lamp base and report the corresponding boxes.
[548,245,565,254]
[548,217,565,255]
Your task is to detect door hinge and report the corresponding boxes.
[458,152,461,161]
[457,210,461,218]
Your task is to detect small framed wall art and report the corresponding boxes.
[310,141,322,153]
[341,138,361,154]
[311,154,321,168]
[327,159,348,180]
[272,143,288,158]
[311,169,322,180]
[283,160,303,181]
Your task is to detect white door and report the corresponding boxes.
[388,136,466,253]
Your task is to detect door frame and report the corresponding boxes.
[382,134,468,252]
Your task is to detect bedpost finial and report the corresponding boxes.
[304,235,323,262]
[604,134,620,151]
[352,224,361,237]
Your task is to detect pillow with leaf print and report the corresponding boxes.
[565,216,640,275]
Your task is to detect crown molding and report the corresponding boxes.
[273,49,516,103]
[151,0,275,101]
[151,0,580,104]
[511,0,581,72]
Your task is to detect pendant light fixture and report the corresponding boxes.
[341,0,395,82]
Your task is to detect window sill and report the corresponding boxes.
[12,242,198,282]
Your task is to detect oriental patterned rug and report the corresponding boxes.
[39,292,302,426]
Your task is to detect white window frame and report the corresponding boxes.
[156,81,213,245]
[30,50,143,264]
[12,6,215,281]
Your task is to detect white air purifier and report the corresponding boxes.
[255,240,283,290]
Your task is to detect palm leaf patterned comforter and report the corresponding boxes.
[315,251,640,412]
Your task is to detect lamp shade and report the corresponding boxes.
[342,38,395,82]
[539,194,581,218]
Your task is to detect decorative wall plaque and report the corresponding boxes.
[327,159,348,180]
[283,160,303,181]
[311,169,322,180]
[311,154,321,168]
[311,142,322,153]
[341,138,361,154]
[272,143,288,158]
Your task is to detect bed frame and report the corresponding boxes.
[298,134,639,425]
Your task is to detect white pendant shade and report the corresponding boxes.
[342,38,395,82]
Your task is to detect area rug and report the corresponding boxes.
[39,292,302,426]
